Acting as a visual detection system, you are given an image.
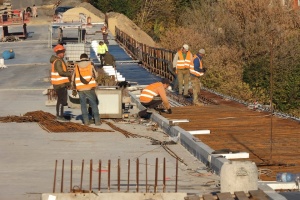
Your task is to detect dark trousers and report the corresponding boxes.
[99,53,106,66]
[55,87,68,117]
[138,99,162,118]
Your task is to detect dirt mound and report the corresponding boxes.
[62,7,104,23]
[28,0,156,47]
[107,12,156,47]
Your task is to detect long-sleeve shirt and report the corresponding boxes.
[97,43,108,54]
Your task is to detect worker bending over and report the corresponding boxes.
[50,44,71,121]
[72,53,101,126]
[139,78,172,119]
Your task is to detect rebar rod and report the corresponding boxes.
[175,158,178,192]
[163,157,166,192]
[118,159,120,191]
[61,159,64,193]
[53,160,57,193]
[127,159,130,192]
[90,159,92,192]
[146,158,148,193]
[155,158,158,193]
[70,160,73,192]
[98,160,101,192]
[136,158,139,192]
[80,159,84,190]
[108,159,111,191]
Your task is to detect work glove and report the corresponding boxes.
[199,68,205,73]
[167,109,172,114]
[72,90,77,97]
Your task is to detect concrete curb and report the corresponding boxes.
[129,91,289,200]
[129,92,228,175]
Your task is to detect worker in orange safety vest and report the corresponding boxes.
[71,53,100,126]
[50,44,71,121]
[172,44,193,98]
[138,78,172,119]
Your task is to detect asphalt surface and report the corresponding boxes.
[0,22,220,200]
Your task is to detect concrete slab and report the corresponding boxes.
[0,24,219,200]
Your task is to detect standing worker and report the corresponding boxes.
[138,78,172,119]
[97,41,108,67]
[101,23,109,44]
[173,44,193,98]
[72,53,101,126]
[190,49,206,106]
[32,4,37,18]
[50,44,71,121]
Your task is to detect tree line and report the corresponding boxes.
[88,0,300,118]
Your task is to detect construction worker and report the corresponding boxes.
[97,41,108,67]
[190,49,206,106]
[103,50,116,67]
[50,44,71,121]
[32,4,37,18]
[101,23,109,44]
[173,44,193,98]
[138,78,172,119]
[72,53,101,126]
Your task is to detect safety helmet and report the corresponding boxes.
[53,44,65,54]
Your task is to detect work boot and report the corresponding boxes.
[56,116,68,122]
[95,122,102,126]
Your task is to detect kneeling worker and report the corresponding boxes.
[138,78,172,119]
[72,53,101,126]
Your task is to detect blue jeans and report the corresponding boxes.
[78,90,100,124]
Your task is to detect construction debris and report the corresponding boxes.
[0,110,113,133]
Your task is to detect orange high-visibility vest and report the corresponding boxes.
[190,55,204,77]
[74,63,97,91]
[175,51,193,71]
[51,59,70,85]
[140,82,162,103]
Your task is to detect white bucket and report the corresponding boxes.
[0,58,4,65]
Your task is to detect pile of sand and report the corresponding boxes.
[30,0,156,47]
[107,12,156,47]
[62,7,104,23]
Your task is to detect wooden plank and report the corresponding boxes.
[249,190,269,200]
[216,192,234,200]
[202,194,214,200]
[234,191,249,200]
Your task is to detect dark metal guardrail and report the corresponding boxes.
[115,26,176,82]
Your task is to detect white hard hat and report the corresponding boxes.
[183,44,189,50]
[199,49,206,55]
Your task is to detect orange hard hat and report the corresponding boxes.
[53,44,65,53]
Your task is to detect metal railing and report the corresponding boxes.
[115,27,176,82]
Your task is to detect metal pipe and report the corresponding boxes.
[136,158,139,192]
[108,159,111,191]
[127,159,130,192]
[155,158,158,193]
[175,158,178,192]
[90,159,92,192]
[70,160,73,193]
[163,157,166,192]
[53,160,57,193]
[118,159,120,191]
[146,158,148,193]
[61,159,64,193]
[80,159,84,191]
[98,160,101,192]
